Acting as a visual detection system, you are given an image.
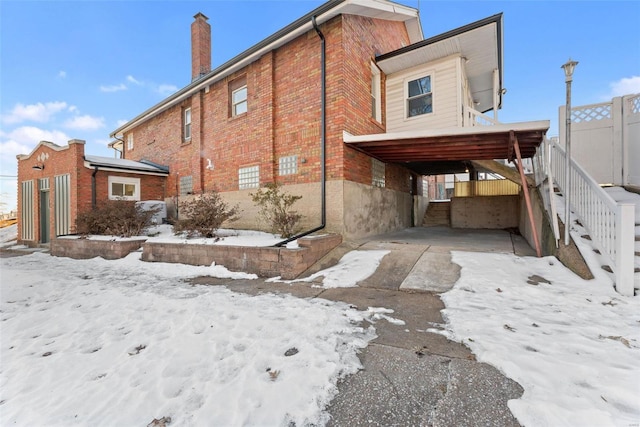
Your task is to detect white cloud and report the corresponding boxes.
[0,126,71,200]
[100,83,127,93]
[157,84,178,96]
[64,115,105,131]
[1,126,71,152]
[116,119,128,127]
[126,75,142,85]
[58,71,67,79]
[608,76,640,98]
[1,101,68,124]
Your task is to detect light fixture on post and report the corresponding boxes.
[561,58,578,246]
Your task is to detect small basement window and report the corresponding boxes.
[239,165,259,189]
[108,176,140,201]
[372,158,385,188]
[279,155,298,176]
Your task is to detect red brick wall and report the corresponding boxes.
[17,140,84,244]
[17,140,167,245]
[124,14,417,198]
[94,172,166,202]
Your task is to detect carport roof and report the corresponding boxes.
[343,120,549,175]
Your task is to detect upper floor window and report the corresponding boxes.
[372,158,385,188]
[108,176,140,201]
[371,63,382,122]
[239,165,259,189]
[407,75,432,118]
[184,108,192,141]
[279,155,298,176]
[127,134,134,151]
[229,76,248,117]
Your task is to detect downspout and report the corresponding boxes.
[275,15,326,246]
[91,166,98,209]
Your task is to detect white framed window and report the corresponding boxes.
[406,75,432,118]
[184,108,192,141]
[232,86,248,116]
[371,62,382,122]
[108,176,140,200]
[239,165,259,189]
[127,133,134,151]
[372,158,385,188]
[279,155,298,176]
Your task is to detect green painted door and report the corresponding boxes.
[40,190,50,244]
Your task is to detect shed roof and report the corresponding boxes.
[84,155,169,175]
[343,120,549,175]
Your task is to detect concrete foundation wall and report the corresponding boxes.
[451,195,519,229]
[343,180,415,240]
[519,187,556,256]
[168,180,421,242]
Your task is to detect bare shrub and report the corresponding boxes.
[173,191,239,238]
[76,200,159,237]
[250,183,302,238]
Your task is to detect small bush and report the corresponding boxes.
[76,200,159,237]
[250,183,302,238]
[174,191,239,238]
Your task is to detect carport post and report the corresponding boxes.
[512,131,542,257]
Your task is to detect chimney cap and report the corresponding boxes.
[194,12,208,21]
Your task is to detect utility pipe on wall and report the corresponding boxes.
[91,166,99,209]
[275,15,326,247]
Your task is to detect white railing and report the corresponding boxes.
[545,139,635,296]
[463,105,499,127]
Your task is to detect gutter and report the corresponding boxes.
[91,166,98,209]
[274,15,326,247]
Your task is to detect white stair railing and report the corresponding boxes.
[546,140,635,296]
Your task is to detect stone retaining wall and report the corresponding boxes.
[51,237,147,260]
[142,234,342,279]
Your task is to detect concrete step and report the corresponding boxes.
[423,202,451,227]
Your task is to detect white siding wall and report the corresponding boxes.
[385,55,462,133]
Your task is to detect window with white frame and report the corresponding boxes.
[406,75,432,118]
[127,133,134,151]
[239,165,259,189]
[279,155,298,176]
[184,108,192,141]
[108,176,140,200]
[371,63,382,122]
[229,76,248,117]
[372,158,385,188]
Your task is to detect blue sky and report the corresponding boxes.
[1,0,639,212]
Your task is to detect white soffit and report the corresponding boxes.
[376,19,500,111]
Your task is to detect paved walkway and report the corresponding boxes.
[195,226,534,426]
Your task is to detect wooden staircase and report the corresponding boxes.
[422,201,450,227]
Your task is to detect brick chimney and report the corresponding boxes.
[191,12,211,81]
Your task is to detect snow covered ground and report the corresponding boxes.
[0,251,395,426]
[2,187,639,426]
[437,251,640,426]
[0,223,17,248]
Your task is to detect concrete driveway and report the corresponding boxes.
[195,226,534,426]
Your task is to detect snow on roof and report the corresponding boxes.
[84,155,169,174]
